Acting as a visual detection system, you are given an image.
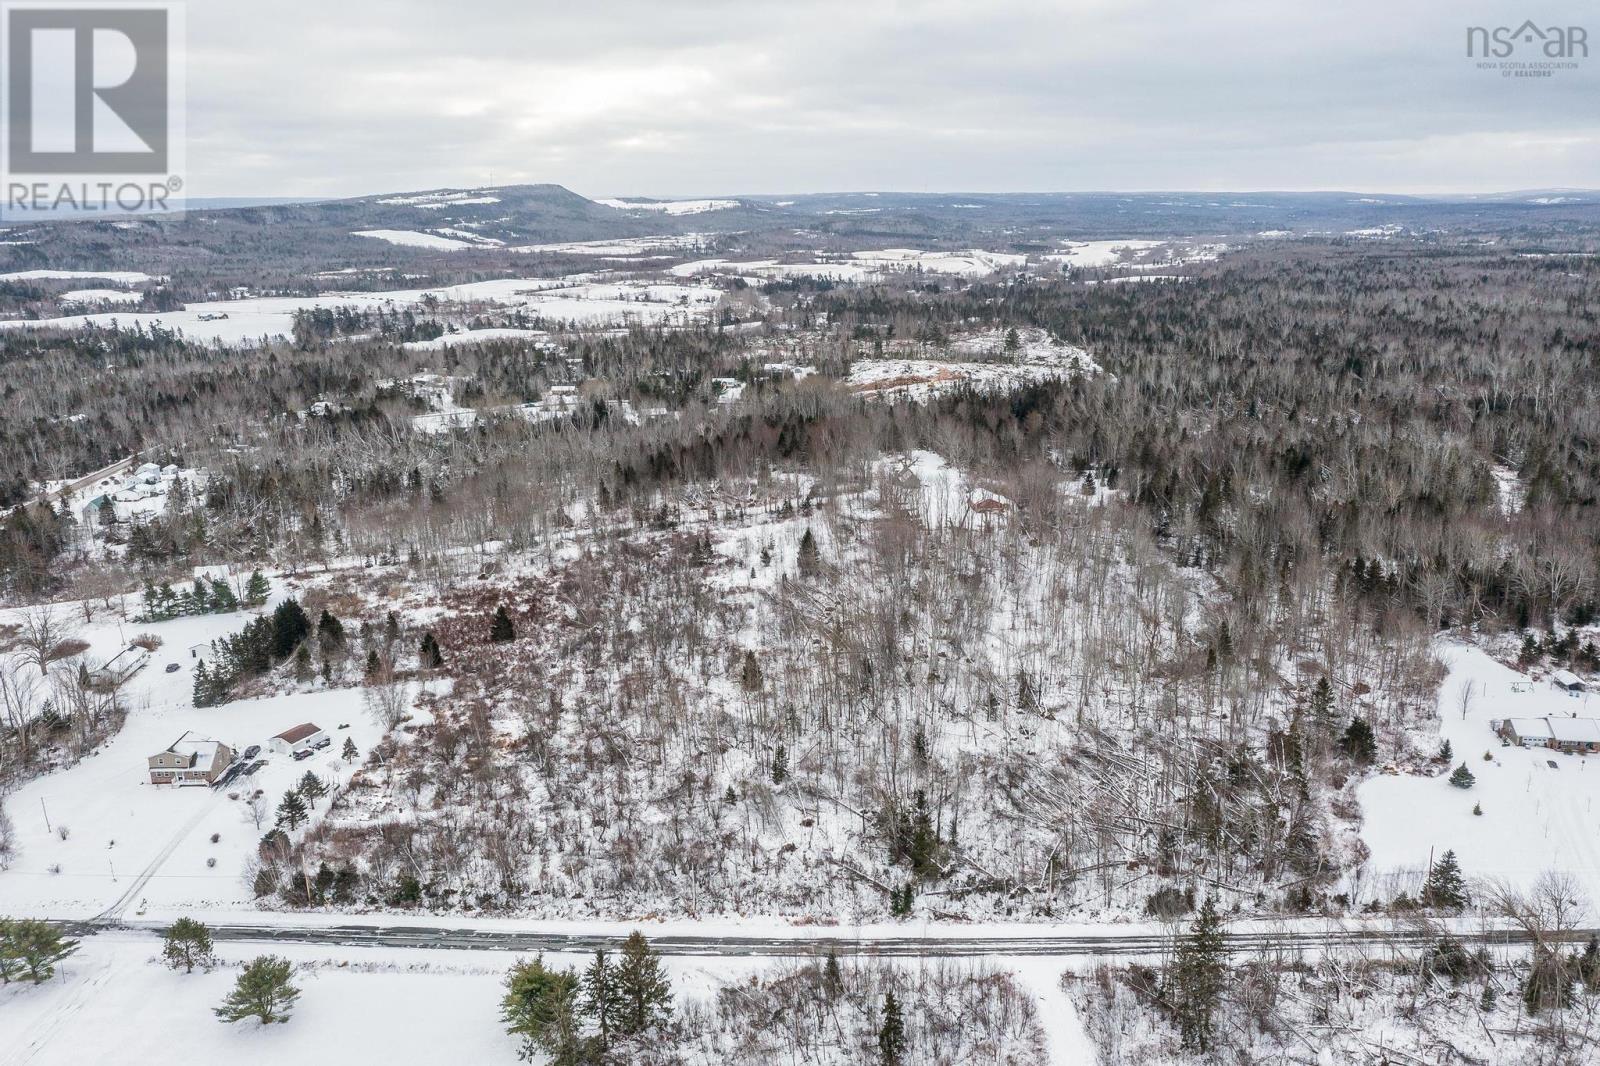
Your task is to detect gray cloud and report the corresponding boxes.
[182,0,1600,196]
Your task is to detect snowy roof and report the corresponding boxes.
[1552,669,1584,688]
[161,730,226,772]
[274,722,322,744]
[1505,718,1554,740]
[1545,717,1600,744]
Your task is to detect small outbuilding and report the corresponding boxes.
[1552,669,1586,694]
[270,722,326,755]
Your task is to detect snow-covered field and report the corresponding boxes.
[0,932,1090,1066]
[593,197,739,215]
[671,248,1025,282]
[0,276,726,343]
[1356,641,1600,903]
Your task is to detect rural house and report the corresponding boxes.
[1498,715,1600,753]
[148,731,234,785]
[271,722,327,754]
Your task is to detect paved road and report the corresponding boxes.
[79,919,1596,959]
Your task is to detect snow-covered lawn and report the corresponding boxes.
[0,269,162,286]
[1356,641,1600,902]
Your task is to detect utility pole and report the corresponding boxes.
[40,796,51,833]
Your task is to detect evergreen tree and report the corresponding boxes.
[1450,762,1476,789]
[162,917,215,973]
[1,919,77,983]
[739,649,763,692]
[580,950,623,1051]
[502,955,582,1064]
[298,772,327,802]
[1309,677,1337,735]
[615,931,673,1036]
[316,610,345,651]
[1422,850,1468,909]
[490,605,516,644]
[797,527,820,577]
[878,989,907,1065]
[1338,717,1378,763]
[1171,897,1226,1051]
[822,950,843,998]
[419,631,444,669]
[214,955,299,1024]
[276,791,309,831]
[1439,739,1453,762]
[341,736,358,762]
[770,743,788,785]
[292,643,313,682]
[192,661,217,708]
[270,598,311,660]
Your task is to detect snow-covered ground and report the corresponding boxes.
[0,590,383,921]
[0,276,725,344]
[593,197,739,215]
[57,289,144,306]
[0,932,1088,1065]
[671,249,1024,282]
[1356,641,1600,902]
[373,190,502,209]
[0,269,162,286]
[351,229,482,251]
[848,330,1099,400]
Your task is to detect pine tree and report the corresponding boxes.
[341,736,358,762]
[419,631,444,669]
[615,931,673,1036]
[490,606,516,644]
[1171,897,1226,1051]
[1309,676,1337,735]
[797,527,820,577]
[1,919,77,983]
[162,917,215,973]
[316,610,345,650]
[878,989,907,1065]
[822,950,843,998]
[502,955,581,1063]
[580,950,623,1051]
[270,598,311,660]
[298,772,326,802]
[276,791,309,831]
[770,743,788,785]
[1422,850,1468,909]
[740,649,763,692]
[192,661,216,708]
[214,955,299,1024]
[1339,717,1378,763]
[1439,739,1453,762]
[1450,762,1476,789]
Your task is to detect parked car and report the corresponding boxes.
[293,748,314,761]
[313,737,332,750]
[165,662,181,673]
[242,745,260,760]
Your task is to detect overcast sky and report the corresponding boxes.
[184,0,1599,198]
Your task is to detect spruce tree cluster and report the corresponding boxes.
[501,932,673,1061]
